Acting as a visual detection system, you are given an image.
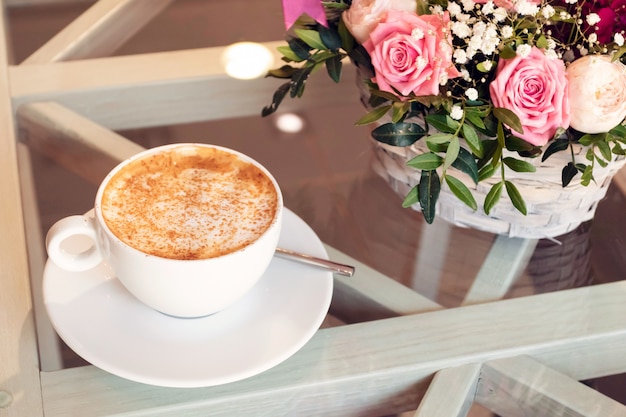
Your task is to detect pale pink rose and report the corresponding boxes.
[490,47,570,146]
[342,0,417,44]
[363,10,461,97]
[567,55,626,133]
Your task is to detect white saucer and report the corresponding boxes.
[43,208,333,388]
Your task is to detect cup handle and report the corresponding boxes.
[45,215,103,271]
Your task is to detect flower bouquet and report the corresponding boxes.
[263,0,626,238]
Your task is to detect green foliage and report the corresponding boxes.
[419,170,440,224]
[262,3,626,226]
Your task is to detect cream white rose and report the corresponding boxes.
[567,55,626,133]
[342,0,417,44]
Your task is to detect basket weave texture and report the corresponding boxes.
[355,64,626,239]
[371,137,626,239]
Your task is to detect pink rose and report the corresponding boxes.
[490,47,570,146]
[342,0,417,44]
[567,55,626,133]
[363,10,461,97]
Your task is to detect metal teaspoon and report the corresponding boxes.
[274,247,355,277]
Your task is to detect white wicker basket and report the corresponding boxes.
[354,65,626,239]
[371,138,626,239]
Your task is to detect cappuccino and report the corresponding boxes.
[100,145,279,260]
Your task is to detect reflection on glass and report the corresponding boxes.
[222,42,274,80]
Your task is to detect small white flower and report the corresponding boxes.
[493,7,508,22]
[461,68,471,81]
[501,25,514,38]
[430,5,444,14]
[565,0,576,3]
[482,1,495,15]
[481,60,493,71]
[461,0,475,12]
[615,33,625,46]
[586,13,601,26]
[416,56,428,70]
[447,1,462,16]
[452,21,472,38]
[545,49,558,60]
[412,28,425,40]
[588,33,598,44]
[466,88,478,101]
[450,105,463,120]
[517,44,532,57]
[439,72,449,85]
[516,0,539,16]
[541,5,555,19]
[454,48,468,64]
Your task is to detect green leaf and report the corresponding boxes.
[505,181,527,215]
[325,55,342,83]
[277,45,305,62]
[541,138,569,162]
[338,19,354,52]
[445,175,477,210]
[561,162,578,187]
[318,25,342,50]
[451,147,480,184]
[497,121,506,148]
[493,107,524,135]
[294,29,327,50]
[355,105,392,125]
[402,185,419,208]
[502,157,537,173]
[491,142,503,168]
[371,122,427,147]
[536,34,549,49]
[426,133,455,144]
[261,82,290,117]
[266,64,299,79]
[478,162,497,181]
[391,101,410,123]
[443,136,460,171]
[464,108,486,130]
[289,66,313,98]
[499,45,516,59]
[609,124,626,139]
[425,114,458,134]
[581,165,594,186]
[484,182,503,215]
[286,38,311,60]
[612,142,625,156]
[505,135,536,152]
[597,140,612,161]
[407,152,444,170]
[580,132,607,146]
[462,123,484,158]
[419,170,441,224]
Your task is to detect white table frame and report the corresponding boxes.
[2,1,626,416]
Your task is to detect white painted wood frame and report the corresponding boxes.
[2,2,626,416]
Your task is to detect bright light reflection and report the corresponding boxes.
[275,113,305,133]
[222,42,274,80]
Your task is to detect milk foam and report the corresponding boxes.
[100,146,278,260]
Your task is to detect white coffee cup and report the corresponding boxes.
[46,143,283,318]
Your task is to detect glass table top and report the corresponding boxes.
[3,1,626,416]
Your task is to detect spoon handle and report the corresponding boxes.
[275,247,355,277]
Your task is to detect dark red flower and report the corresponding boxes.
[584,0,626,44]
